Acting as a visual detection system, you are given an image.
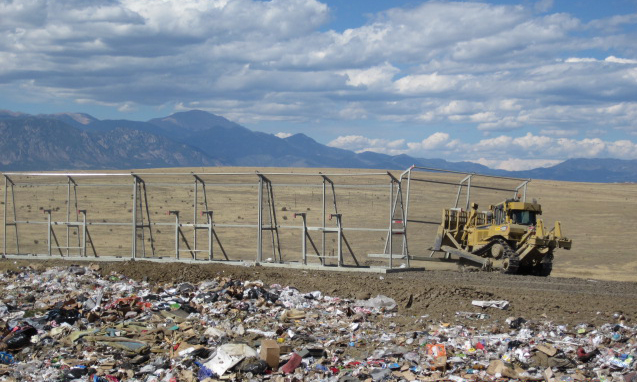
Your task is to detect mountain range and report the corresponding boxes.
[0,109,635,183]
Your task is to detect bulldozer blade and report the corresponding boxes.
[440,245,491,267]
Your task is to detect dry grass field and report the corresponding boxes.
[1,166,635,281]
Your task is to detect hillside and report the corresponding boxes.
[0,109,635,182]
[0,117,218,170]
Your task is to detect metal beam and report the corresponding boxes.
[257,175,264,262]
[132,175,138,259]
[3,176,8,257]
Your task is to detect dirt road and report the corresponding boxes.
[1,259,635,328]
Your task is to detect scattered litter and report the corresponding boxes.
[354,294,397,311]
[204,343,257,376]
[456,311,490,319]
[0,265,634,381]
[472,299,510,309]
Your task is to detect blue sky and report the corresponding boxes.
[1,0,637,170]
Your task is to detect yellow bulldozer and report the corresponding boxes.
[432,198,571,276]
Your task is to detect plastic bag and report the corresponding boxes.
[46,308,81,325]
[4,325,37,349]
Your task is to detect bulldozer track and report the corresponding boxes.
[472,238,520,274]
[497,238,520,274]
[471,240,497,257]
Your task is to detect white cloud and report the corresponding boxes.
[608,140,637,157]
[275,132,292,139]
[338,103,369,120]
[534,0,554,13]
[394,73,465,95]
[327,132,637,171]
[499,99,522,111]
[605,56,637,65]
[562,56,637,65]
[327,135,405,155]
[555,137,606,157]
[477,116,526,131]
[474,135,514,151]
[117,102,137,112]
[0,0,636,159]
[588,13,637,31]
[341,62,398,88]
[565,57,598,63]
[438,100,482,115]
[407,132,451,151]
[539,128,578,137]
[470,112,497,123]
[472,158,562,171]
[513,133,552,150]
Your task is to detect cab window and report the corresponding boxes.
[510,210,536,225]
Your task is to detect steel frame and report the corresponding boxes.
[2,170,403,268]
[2,167,531,269]
[398,166,530,260]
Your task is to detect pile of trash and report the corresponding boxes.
[0,264,634,382]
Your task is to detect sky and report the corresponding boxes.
[1,0,637,171]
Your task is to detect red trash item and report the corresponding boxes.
[426,344,446,358]
[281,353,302,374]
[577,347,599,362]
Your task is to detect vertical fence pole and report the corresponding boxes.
[12,181,18,253]
[175,213,180,259]
[132,176,138,259]
[208,212,213,261]
[299,213,307,265]
[81,211,87,257]
[389,181,394,269]
[3,176,7,257]
[193,179,198,256]
[257,176,263,263]
[466,175,472,210]
[336,215,343,267]
[322,179,326,258]
[46,210,52,256]
[404,169,412,263]
[66,179,70,256]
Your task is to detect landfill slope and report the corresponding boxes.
[2,260,636,326]
[0,261,636,382]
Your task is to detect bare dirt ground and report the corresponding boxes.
[1,259,635,329]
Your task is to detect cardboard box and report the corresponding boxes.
[259,340,280,368]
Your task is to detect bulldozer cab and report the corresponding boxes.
[492,200,541,226]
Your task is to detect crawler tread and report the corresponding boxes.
[495,238,520,274]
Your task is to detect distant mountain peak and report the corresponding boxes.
[148,109,245,132]
[50,112,97,125]
[284,133,318,144]
[0,110,27,118]
[169,109,219,118]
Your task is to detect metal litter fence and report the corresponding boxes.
[2,171,408,269]
[2,167,531,269]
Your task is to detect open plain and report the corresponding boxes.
[2,166,636,279]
